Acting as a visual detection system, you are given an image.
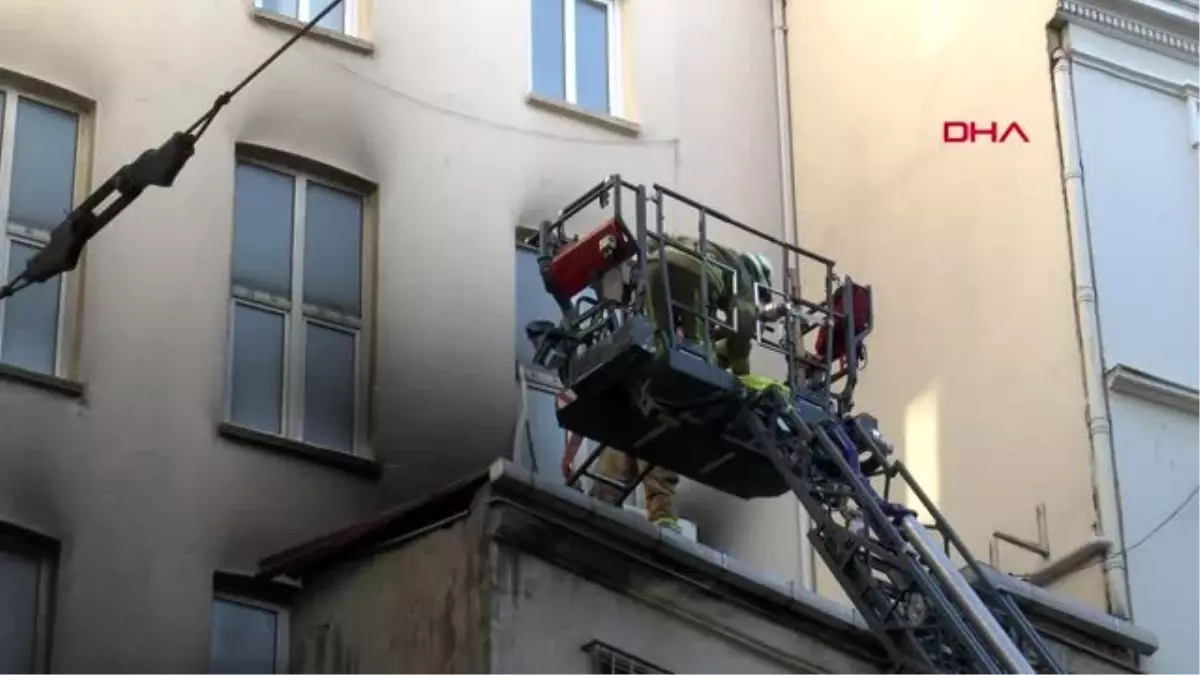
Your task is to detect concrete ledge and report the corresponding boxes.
[259,458,1155,673]
[1106,363,1199,414]
[963,563,1158,656]
[218,422,382,480]
[0,363,84,399]
[491,458,1164,660]
[525,92,642,137]
[251,8,375,56]
[487,459,867,636]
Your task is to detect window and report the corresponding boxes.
[515,243,574,477]
[0,88,81,376]
[582,640,670,674]
[530,0,624,116]
[0,527,54,674]
[254,0,359,36]
[210,595,288,674]
[1187,93,1198,149]
[514,242,647,505]
[225,158,370,455]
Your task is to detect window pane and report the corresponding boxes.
[303,182,362,316]
[311,0,345,32]
[517,385,570,481]
[531,0,566,99]
[303,323,355,452]
[1,241,60,374]
[0,92,6,151]
[232,163,294,299]
[515,249,560,367]
[575,0,610,114]
[8,98,78,230]
[514,248,595,368]
[229,304,285,434]
[210,599,277,675]
[258,0,298,18]
[0,550,40,674]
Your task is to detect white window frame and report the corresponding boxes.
[1187,92,1199,149]
[0,86,81,378]
[254,0,360,37]
[224,157,370,457]
[210,593,290,675]
[532,0,625,117]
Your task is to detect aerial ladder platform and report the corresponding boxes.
[523,175,1066,674]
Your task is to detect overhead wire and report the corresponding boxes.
[297,51,683,147]
[0,0,348,302]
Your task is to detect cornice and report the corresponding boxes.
[1105,364,1200,414]
[1057,0,1199,61]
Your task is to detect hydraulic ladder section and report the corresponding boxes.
[524,175,1066,674]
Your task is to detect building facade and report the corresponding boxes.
[783,0,1112,609]
[1049,2,1199,672]
[784,0,1196,671]
[0,0,804,671]
[259,460,1159,675]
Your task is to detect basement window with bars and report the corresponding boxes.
[582,640,670,674]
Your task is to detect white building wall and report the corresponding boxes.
[1062,11,1198,674]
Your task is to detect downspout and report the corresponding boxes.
[1049,44,1132,619]
[771,0,816,593]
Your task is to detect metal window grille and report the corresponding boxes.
[582,640,670,674]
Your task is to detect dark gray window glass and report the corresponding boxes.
[575,0,610,114]
[303,182,362,316]
[0,549,40,674]
[8,98,78,230]
[210,599,278,674]
[1,242,61,374]
[531,0,566,99]
[303,323,355,452]
[312,0,345,32]
[229,304,286,434]
[232,163,295,300]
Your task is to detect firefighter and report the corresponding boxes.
[557,341,683,532]
[559,432,683,532]
[643,233,782,375]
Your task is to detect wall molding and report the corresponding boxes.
[1105,364,1200,414]
[1057,0,1200,60]
[1068,49,1200,96]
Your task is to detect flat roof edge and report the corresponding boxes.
[489,459,1160,658]
[485,459,872,636]
[962,564,1158,655]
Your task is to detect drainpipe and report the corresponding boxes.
[771,0,816,593]
[1049,45,1132,619]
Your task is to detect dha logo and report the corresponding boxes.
[943,121,1030,144]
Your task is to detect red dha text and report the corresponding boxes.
[943,121,1030,143]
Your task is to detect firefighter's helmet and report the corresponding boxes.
[741,252,774,302]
